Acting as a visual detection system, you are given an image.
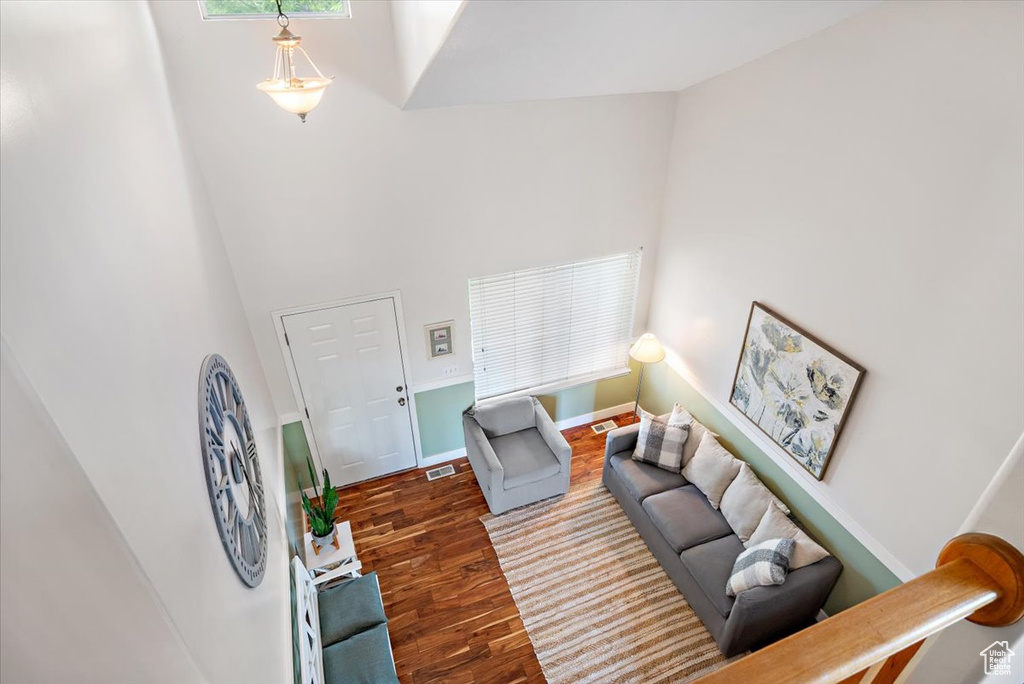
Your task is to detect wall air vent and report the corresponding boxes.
[426,464,456,481]
[591,420,618,435]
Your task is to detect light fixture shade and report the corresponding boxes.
[257,77,331,117]
[257,26,333,122]
[629,333,666,364]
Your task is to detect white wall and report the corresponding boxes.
[0,2,291,682]
[149,0,677,419]
[1,344,205,684]
[648,0,1024,578]
[390,0,464,103]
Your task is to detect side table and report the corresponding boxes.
[303,520,362,588]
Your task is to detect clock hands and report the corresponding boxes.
[230,443,266,536]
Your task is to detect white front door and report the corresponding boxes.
[282,297,417,487]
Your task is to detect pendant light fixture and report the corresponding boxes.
[256,0,333,122]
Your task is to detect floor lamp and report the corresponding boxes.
[629,333,666,419]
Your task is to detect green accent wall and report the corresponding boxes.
[283,421,313,483]
[413,361,641,458]
[413,381,477,456]
[639,362,902,614]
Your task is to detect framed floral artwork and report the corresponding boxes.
[729,302,865,480]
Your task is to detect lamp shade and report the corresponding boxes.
[629,333,666,364]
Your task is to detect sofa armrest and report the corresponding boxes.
[463,415,503,493]
[718,556,842,656]
[605,423,640,463]
[534,400,572,470]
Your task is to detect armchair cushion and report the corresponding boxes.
[471,396,536,438]
[490,428,561,489]
[317,572,387,648]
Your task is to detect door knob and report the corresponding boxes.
[398,397,406,406]
[396,385,404,392]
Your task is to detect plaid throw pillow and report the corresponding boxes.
[726,538,795,597]
[631,411,690,473]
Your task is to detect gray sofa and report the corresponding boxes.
[463,396,572,515]
[602,422,842,656]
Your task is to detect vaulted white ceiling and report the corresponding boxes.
[402,0,880,109]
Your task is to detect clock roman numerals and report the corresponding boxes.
[201,355,267,588]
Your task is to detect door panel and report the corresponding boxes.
[283,297,416,487]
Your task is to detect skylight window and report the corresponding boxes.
[199,1,351,21]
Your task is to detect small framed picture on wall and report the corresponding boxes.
[425,321,454,359]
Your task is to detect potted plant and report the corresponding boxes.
[301,456,339,550]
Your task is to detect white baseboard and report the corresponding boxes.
[662,349,915,582]
[419,447,466,468]
[554,402,635,430]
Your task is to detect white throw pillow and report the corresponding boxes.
[669,403,717,467]
[720,464,790,542]
[682,432,742,509]
[746,502,831,569]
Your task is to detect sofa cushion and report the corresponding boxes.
[679,535,746,618]
[609,452,687,501]
[682,432,742,509]
[490,428,561,490]
[720,463,790,542]
[641,485,734,553]
[318,572,387,648]
[471,396,536,438]
[322,622,399,684]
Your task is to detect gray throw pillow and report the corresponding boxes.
[726,538,795,596]
[631,410,689,473]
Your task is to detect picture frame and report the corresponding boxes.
[425,321,454,359]
[729,302,865,480]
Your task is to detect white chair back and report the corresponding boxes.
[292,556,325,684]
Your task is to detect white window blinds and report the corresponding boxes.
[468,249,642,401]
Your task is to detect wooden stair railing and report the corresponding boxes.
[698,533,1024,684]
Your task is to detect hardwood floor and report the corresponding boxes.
[332,412,638,684]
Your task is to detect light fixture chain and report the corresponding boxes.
[275,0,289,28]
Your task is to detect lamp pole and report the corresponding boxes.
[633,362,646,420]
[628,332,665,422]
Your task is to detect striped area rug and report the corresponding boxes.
[481,480,738,683]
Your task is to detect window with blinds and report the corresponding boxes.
[468,249,642,401]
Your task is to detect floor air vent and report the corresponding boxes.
[591,420,618,435]
[426,464,456,481]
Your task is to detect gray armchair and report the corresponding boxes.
[463,396,572,515]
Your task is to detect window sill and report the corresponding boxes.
[475,367,632,405]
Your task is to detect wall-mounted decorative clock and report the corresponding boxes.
[199,354,268,587]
